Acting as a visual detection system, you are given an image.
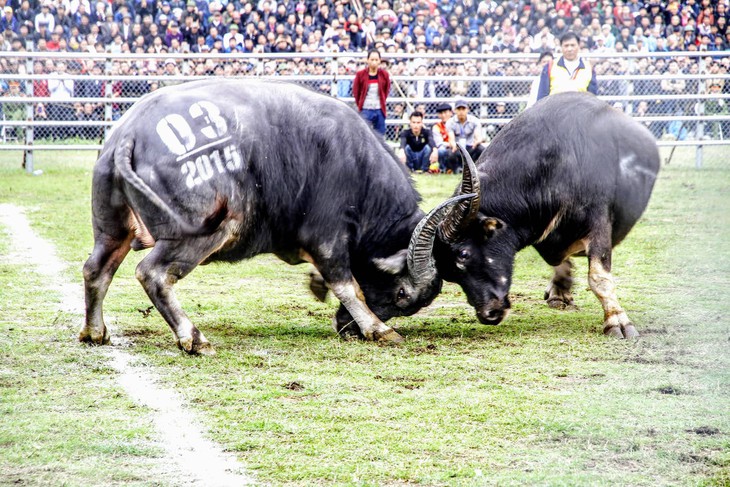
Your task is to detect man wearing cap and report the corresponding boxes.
[182,19,200,45]
[35,1,55,32]
[431,102,458,173]
[54,4,74,34]
[353,49,391,136]
[446,99,484,167]
[537,31,597,101]
[165,19,184,46]
[1,6,19,34]
[222,21,242,47]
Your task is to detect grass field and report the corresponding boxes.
[1,147,729,486]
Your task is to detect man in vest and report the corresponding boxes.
[431,102,458,173]
[536,32,597,101]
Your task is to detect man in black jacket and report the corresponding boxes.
[399,110,437,173]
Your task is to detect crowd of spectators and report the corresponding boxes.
[0,0,728,56]
[1,0,729,142]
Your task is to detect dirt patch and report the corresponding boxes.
[284,381,305,391]
[688,426,721,436]
[657,386,682,395]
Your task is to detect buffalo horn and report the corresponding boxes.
[439,144,481,242]
[408,193,476,285]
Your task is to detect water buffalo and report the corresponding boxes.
[435,92,660,338]
[80,79,470,354]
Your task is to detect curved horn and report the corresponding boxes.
[407,193,476,285]
[439,144,481,243]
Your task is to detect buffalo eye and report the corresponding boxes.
[458,249,470,260]
[397,288,407,301]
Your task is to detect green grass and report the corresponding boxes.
[1,147,729,486]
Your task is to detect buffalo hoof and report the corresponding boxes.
[546,297,570,310]
[374,329,404,344]
[78,326,110,346]
[176,337,216,356]
[603,323,640,339]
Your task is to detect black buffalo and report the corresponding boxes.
[435,92,660,338]
[80,79,470,354]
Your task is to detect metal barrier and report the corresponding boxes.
[1,51,728,171]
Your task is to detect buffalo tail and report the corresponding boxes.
[114,138,228,236]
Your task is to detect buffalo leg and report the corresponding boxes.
[308,267,329,302]
[586,243,639,339]
[81,232,133,345]
[544,260,575,309]
[134,240,216,355]
[328,280,404,343]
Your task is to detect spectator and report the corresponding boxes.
[47,60,75,139]
[659,59,686,138]
[537,31,598,101]
[399,110,437,173]
[1,80,26,141]
[485,101,509,140]
[527,51,553,107]
[431,102,458,173]
[447,99,484,166]
[165,20,184,47]
[704,80,728,139]
[634,99,662,139]
[35,1,56,33]
[74,62,104,117]
[74,101,102,139]
[352,48,390,136]
[1,6,19,34]
[406,63,435,98]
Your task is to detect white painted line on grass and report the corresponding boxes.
[0,203,255,487]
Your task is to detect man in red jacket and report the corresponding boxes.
[352,49,391,136]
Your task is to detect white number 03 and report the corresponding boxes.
[155,101,228,155]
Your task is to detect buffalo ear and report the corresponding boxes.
[478,214,505,240]
[372,249,408,275]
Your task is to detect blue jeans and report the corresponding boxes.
[405,145,432,172]
[360,108,386,135]
[438,147,458,173]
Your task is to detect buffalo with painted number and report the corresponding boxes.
[435,92,660,338]
[80,79,471,354]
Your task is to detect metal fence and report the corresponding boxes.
[1,51,729,171]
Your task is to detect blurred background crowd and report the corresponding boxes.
[0,0,728,58]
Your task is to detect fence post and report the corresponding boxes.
[23,46,34,173]
[104,58,113,143]
[696,57,706,169]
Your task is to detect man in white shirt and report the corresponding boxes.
[47,60,75,139]
[34,1,55,32]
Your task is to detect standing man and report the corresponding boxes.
[47,60,75,140]
[447,99,485,169]
[537,32,597,101]
[353,49,391,136]
[527,51,554,108]
[399,110,437,173]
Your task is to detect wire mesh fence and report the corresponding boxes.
[1,51,729,147]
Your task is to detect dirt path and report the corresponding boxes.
[0,203,255,486]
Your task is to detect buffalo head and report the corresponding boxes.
[433,146,516,325]
[312,193,476,337]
